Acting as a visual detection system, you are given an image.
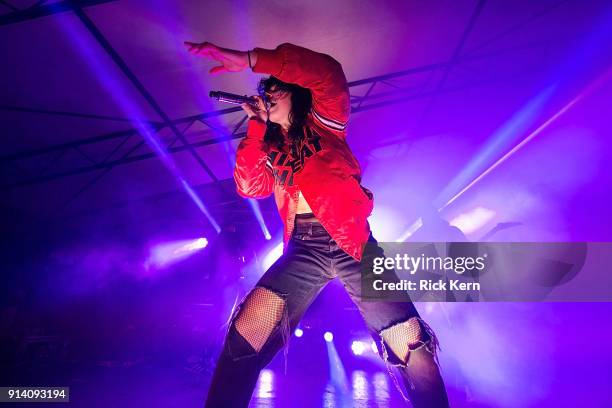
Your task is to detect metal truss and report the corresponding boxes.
[0,0,487,193]
[0,59,473,191]
[0,0,117,26]
[1,0,570,199]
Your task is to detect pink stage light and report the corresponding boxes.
[144,237,208,270]
[449,206,497,235]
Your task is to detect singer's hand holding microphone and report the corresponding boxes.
[241,96,268,123]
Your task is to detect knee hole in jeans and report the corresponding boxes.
[380,317,426,364]
[234,287,286,353]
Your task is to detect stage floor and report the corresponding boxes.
[3,358,485,407]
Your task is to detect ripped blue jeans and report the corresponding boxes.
[205,213,448,407]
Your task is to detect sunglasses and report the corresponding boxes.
[263,89,288,102]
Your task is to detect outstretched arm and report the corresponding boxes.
[184,42,275,198]
[184,41,350,132]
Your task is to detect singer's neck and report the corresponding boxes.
[270,117,291,132]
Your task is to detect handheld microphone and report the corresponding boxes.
[209,91,256,106]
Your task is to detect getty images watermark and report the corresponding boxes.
[360,242,612,302]
[371,251,486,292]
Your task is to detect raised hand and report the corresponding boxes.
[184,41,250,75]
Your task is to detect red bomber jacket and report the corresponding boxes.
[233,43,374,261]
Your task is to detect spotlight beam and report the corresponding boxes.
[199,117,271,240]
[397,68,612,241]
[442,70,612,209]
[2,44,554,190]
[74,9,219,185]
[325,334,349,394]
[48,8,222,232]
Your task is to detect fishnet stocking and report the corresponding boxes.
[234,287,286,353]
[380,317,423,363]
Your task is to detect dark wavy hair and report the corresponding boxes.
[257,76,312,151]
